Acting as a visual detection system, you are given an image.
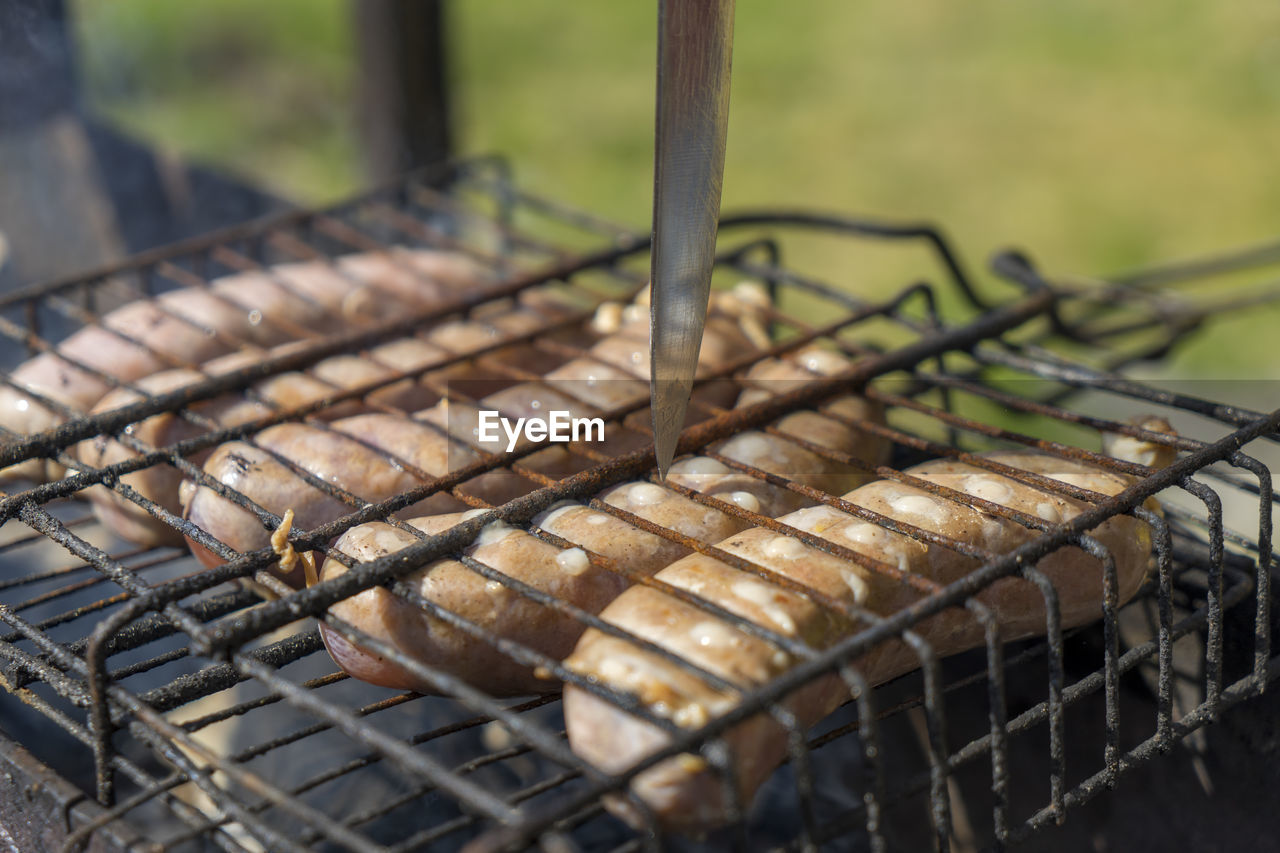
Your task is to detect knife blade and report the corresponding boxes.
[649,0,735,479]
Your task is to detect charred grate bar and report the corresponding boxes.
[0,161,1273,851]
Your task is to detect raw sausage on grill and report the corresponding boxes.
[77,290,577,548]
[315,345,889,696]
[0,249,491,483]
[561,420,1175,832]
[180,287,777,582]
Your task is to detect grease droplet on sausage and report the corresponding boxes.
[731,581,798,634]
[672,457,729,476]
[844,523,888,546]
[556,548,590,576]
[764,536,805,559]
[726,433,772,463]
[477,521,518,547]
[789,505,848,534]
[840,568,869,604]
[628,483,668,506]
[890,494,943,520]
[689,620,741,649]
[963,475,1013,504]
[1036,502,1061,523]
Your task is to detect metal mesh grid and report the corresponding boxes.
[0,161,1274,852]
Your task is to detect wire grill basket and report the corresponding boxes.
[0,160,1275,852]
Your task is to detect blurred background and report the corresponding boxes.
[5,0,1280,374]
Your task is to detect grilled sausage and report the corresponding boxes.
[0,249,491,483]
[78,289,577,548]
[182,417,480,587]
[561,422,1176,832]
[318,512,626,695]
[315,346,890,696]
[540,350,887,573]
[181,289,769,580]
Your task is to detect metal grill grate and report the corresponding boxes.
[0,161,1275,852]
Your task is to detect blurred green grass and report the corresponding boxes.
[73,0,1280,377]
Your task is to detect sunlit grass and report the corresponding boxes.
[72,0,1280,376]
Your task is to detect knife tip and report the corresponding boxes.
[654,435,676,482]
